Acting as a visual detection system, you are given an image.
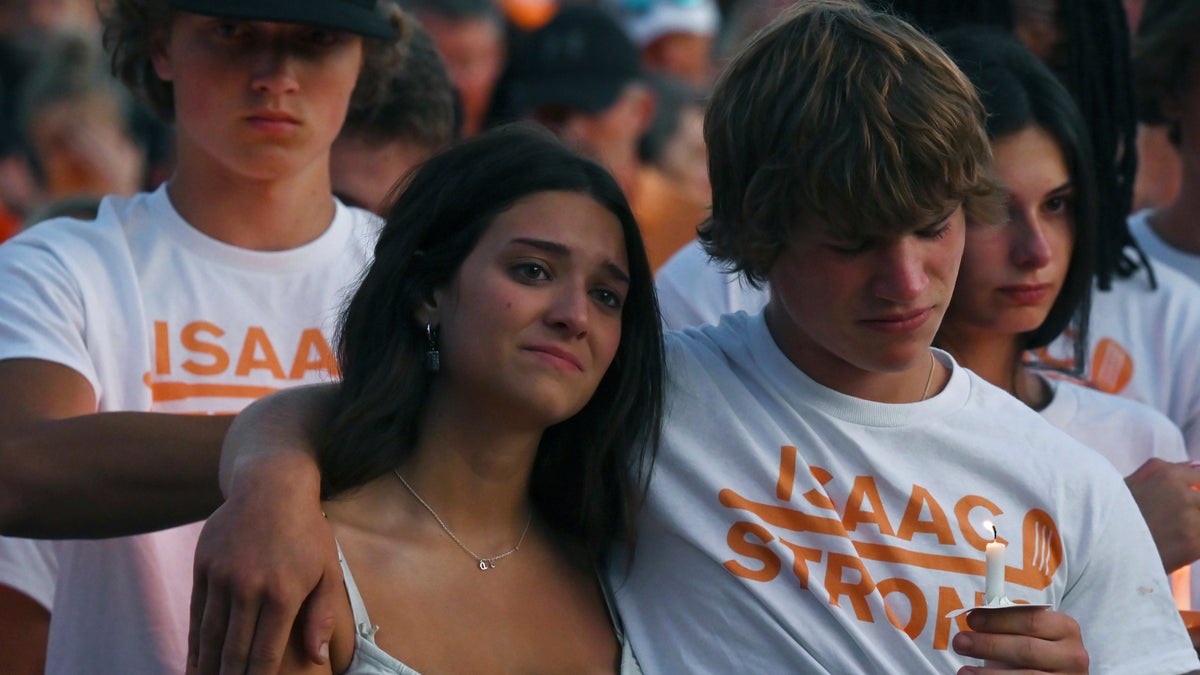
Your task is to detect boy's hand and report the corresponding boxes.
[186,384,340,674]
[188,463,338,675]
[1125,458,1200,572]
[952,607,1088,674]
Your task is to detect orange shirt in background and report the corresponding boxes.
[631,166,708,273]
[0,204,19,244]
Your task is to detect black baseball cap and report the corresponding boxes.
[168,0,398,40]
[506,4,642,115]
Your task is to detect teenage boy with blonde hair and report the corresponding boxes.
[0,0,408,671]
[611,1,1192,672]
[121,1,1200,673]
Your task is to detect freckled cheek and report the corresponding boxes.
[475,289,529,332]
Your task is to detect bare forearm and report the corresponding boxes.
[0,413,230,538]
[219,383,336,497]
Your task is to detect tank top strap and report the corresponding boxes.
[595,564,624,642]
[596,563,644,674]
[335,539,381,644]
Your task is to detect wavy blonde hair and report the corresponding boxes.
[702,0,1004,285]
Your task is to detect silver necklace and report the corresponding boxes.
[921,350,936,400]
[393,469,532,571]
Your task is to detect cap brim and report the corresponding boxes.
[168,0,397,40]
[509,77,629,116]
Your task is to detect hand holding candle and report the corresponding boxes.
[984,521,1007,604]
[944,520,1049,620]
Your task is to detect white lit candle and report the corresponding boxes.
[984,521,1006,603]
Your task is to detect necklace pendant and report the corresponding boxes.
[479,560,488,571]
[489,560,497,569]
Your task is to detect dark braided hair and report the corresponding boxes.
[1054,0,1153,290]
[868,0,1157,291]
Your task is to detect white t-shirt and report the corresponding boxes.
[0,538,58,610]
[0,186,377,673]
[1038,375,1199,610]
[1129,209,1200,286]
[654,239,766,330]
[612,312,1196,674]
[1038,258,1200,461]
[1038,375,1187,475]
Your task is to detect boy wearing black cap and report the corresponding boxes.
[0,0,407,671]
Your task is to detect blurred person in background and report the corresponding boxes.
[18,32,146,212]
[0,0,167,232]
[331,23,459,214]
[1128,0,1200,284]
[631,74,708,271]
[497,0,555,31]
[502,3,654,199]
[1125,0,1182,212]
[0,123,24,241]
[604,0,720,91]
[0,0,98,37]
[401,0,505,137]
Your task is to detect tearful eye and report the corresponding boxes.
[511,262,550,282]
[591,288,623,310]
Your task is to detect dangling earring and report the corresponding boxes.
[424,323,440,372]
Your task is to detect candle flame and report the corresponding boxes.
[982,520,998,540]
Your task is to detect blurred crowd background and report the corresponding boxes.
[0,0,1181,272]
